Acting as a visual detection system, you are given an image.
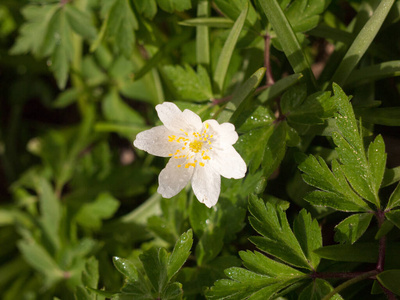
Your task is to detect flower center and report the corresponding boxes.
[167,123,213,168]
[189,140,202,153]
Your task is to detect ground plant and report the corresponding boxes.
[1,0,400,299]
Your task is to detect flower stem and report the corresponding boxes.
[321,270,378,300]
[264,33,275,86]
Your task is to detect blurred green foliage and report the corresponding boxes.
[1,0,400,299]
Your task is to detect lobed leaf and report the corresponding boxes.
[248,195,312,270]
[334,213,374,244]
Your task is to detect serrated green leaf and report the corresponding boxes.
[99,0,138,58]
[10,4,59,56]
[293,209,322,269]
[299,156,370,212]
[213,2,248,94]
[37,177,61,251]
[368,135,387,192]
[76,193,120,230]
[18,238,64,288]
[239,250,304,277]
[140,247,168,293]
[386,210,400,229]
[167,229,193,280]
[331,83,380,206]
[285,0,330,33]
[376,270,400,296]
[334,213,373,244]
[280,84,307,115]
[46,9,73,89]
[113,257,139,281]
[248,195,311,269]
[387,182,400,209]
[64,4,96,39]
[162,64,212,101]
[134,0,157,19]
[287,91,336,125]
[161,282,183,300]
[102,89,144,124]
[383,166,400,188]
[299,278,343,300]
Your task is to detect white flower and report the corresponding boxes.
[133,102,247,207]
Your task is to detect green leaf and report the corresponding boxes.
[217,67,266,124]
[314,243,380,263]
[258,73,303,104]
[52,88,79,108]
[102,89,144,124]
[248,195,311,269]
[156,0,191,13]
[368,135,387,192]
[75,193,120,230]
[332,83,380,206]
[180,17,233,28]
[10,4,59,57]
[18,237,64,288]
[76,257,101,300]
[387,182,400,209]
[134,0,157,19]
[257,0,316,89]
[331,0,396,86]
[286,91,336,125]
[64,4,96,39]
[299,156,370,212]
[334,213,374,244]
[45,9,73,89]
[206,262,304,300]
[293,209,322,269]
[386,210,400,229]
[240,250,304,277]
[161,282,183,300]
[376,270,400,296]
[167,229,193,280]
[299,278,343,300]
[37,178,61,251]
[345,61,400,87]
[357,107,400,126]
[213,2,248,94]
[285,0,330,33]
[97,0,138,57]
[236,122,286,177]
[382,166,400,188]
[113,257,139,281]
[140,247,168,293]
[162,64,212,101]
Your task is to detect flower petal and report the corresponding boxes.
[206,119,238,145]
[182,109,203,131]
[191,164,221,207]
[211,146,247,179]
[156,102,202,132]
[158,158,194,198]
[133,126,177,157]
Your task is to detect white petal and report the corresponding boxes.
[158,158,194,198]
[191,164,221,207]
[133,126,177,157]
[211,146,247,179]
[156,102,202,132]
[206,119,238,145]
[182,109,203,131]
